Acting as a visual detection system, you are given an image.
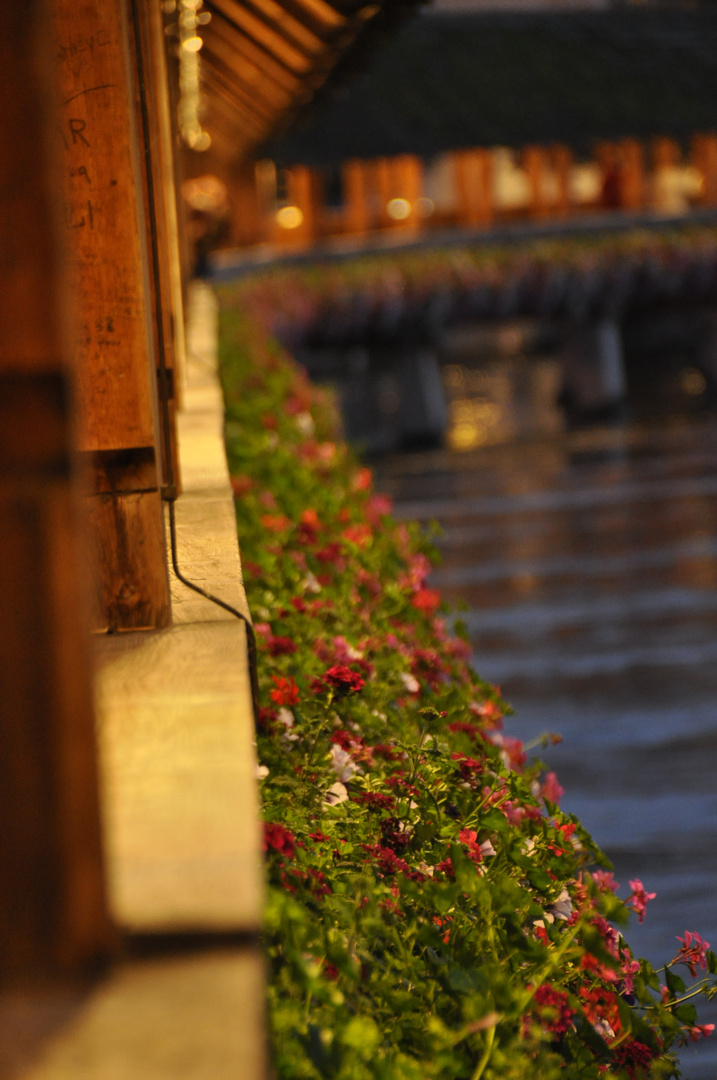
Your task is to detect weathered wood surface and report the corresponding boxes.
[53,0,171,632]
[53,0,159,453]
[95,283,259,932]
[0,1,112,985]
[20,949,265,1080]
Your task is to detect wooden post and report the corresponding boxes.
[522,145,551,219]
[393,154,423,228]
[0,1,113,984]
[286,165,322,245]
[454,149,493,228]
[53,0,171,632]
[551,144,573,218]
[133,0,184,483]
[618,138,645,211]
[692,134,717,207]
[342,159,372,235]
[228,163,263,247]
[374,157,394,228]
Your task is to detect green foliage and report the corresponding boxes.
[218,301,716,1080]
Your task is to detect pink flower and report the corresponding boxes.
[540,772,565,805]
[686,1024,715,1042]
[591,870,619,893]
[620,949,641,995]
[626,879,656,923]
[672,931,711,977]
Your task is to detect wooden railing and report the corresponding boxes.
[224,135,717,250]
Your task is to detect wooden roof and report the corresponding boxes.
[263,8,717,166]
[194,0,426,165]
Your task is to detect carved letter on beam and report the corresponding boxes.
[52,0,170,631]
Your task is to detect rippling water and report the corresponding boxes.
[376,409,717,1078]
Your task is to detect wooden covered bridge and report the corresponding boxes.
[0,2,420,1076]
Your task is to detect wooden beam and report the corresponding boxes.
[206,0,315,74]
[212,0,325,57]
[287,0,346,30]
[53,0,170,632]
[202,70,273,134]
[203,14,302,96]
[0,0,113,984]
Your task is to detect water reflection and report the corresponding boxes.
[377,349,717,1079]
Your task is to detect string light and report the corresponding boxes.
[167,0,212,150]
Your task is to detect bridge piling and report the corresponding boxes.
[560,318,628,419]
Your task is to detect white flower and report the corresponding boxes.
[295,411,315,438]
[400,671,420,694]
[479,839,497,858]
[547,888,573,922]
[278,707,299,743]
[277,707,294,729]
[302,571,321,594]
[593,1018,615,1041]
[418,861,435,877]
[256,764,269,780]
[324,781,348,806]
[329,745,361,783]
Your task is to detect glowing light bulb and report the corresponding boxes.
[276,205,304,230]
[387,198,411,221]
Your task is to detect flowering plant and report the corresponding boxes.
[219,300,717,1079]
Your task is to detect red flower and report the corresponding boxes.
[411,588,441,615]
[267,635,298,657]
[351,467,373,493]
[263,822,296,858]
[312,665,365,698]
[532,984,575,1037]
[297,508,321,545]
[611,1039,657,1079]
[270,675,300,706]
[341,523,372,548]
[260,513,291,532]
[230,474,253,497]
[315,542,344,565]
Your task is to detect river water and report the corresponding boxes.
[374,339,717,1078]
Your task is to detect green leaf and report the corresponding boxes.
[664,966,686,995]
[341,1016,380,1052]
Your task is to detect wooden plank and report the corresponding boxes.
[52,0,171,632]
[0,1,112,984]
